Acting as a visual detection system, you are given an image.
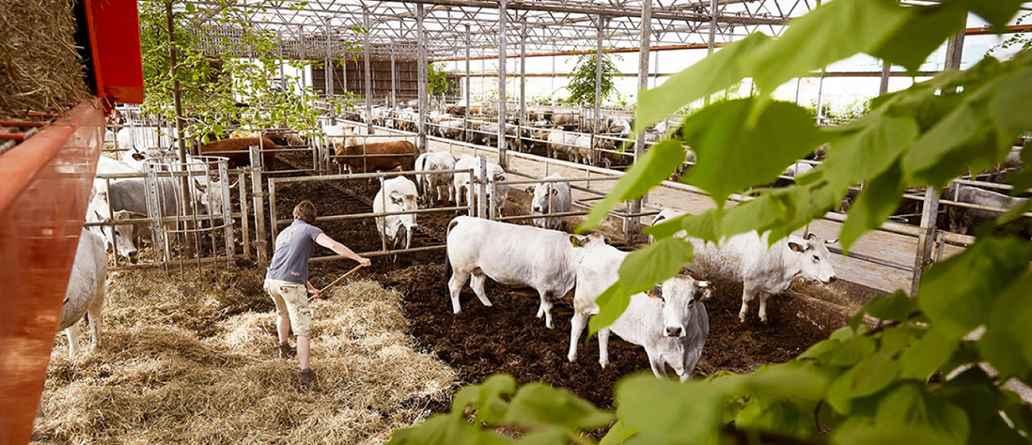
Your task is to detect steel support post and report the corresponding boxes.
[626,0,651,242]
[417,4,428,151]
[591,15,605,166]
[879,60,891,95]
[497,0,509,169]
[324,21,333,101]
[703,0,718,106]
[363,7,374,133]
[653,50,660,88]
[911,31,964,294]
[519,21,527,153]
[464,24,471,142]
[390,47,398,109]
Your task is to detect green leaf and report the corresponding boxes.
[970,1,1026,29]
[645,208,724,243]
[917,236,1032,339]
[514,429,568,445]
[940,367,1031,445]
[747,0,911,94]
[827,352,900,413]
[614,374,728,445]
[580,139,686,231]
[741,363,830,401]
[874,384,970,445]
[827,336,877,368]
[869,1,968,72]
[821,115,919,188]
[979,272,1032,379]
[387,414,514,445]
[599,421,637,445]
[878,324,919,358]
[840,159,905,250]
[589,238,695,334]
[503,383,613,431]
[735,397,818,439]
[679,98,825,205]
[635,33,770,131]
[899,326,959,381]
[863,291,916,322]
[451,374,517,425]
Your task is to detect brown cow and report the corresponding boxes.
[199,136,281,169]
[333,140,418,173]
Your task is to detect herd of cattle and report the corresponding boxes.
[58,111,1025,379]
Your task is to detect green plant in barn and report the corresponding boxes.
[563,54,619,108]
[428,62,451,99]
[137,0,356,144]
[389,1,1032,444]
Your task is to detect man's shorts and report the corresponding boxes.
[264,278,313,337]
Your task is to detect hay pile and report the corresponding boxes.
[0,0,89,113]
[33,268,456,444]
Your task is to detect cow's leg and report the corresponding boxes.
[537,289,555,329]
[646,347,667,378]
[87,282,105,352]
[470,270,493,307]
[739,284,759,323]
[758,292,772,323]
[448,269,470,314]
[598,327,611,369]
[64,323,81,358]
[568,311,588,362]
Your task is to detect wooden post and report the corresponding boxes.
[250,147,268,263]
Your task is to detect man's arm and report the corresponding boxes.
[306,280,322,299]
[315,233,371,267]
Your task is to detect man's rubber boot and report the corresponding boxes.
[279,343,295,359]
[299,368,315,388]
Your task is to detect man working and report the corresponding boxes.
[264,200,371,386]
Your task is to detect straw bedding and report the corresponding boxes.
[33,268,456,444]
[0,0,89,113]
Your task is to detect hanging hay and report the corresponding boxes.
[0,0,90,114]
[34,269,456,444]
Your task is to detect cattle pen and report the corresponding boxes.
[6,1,1032,444]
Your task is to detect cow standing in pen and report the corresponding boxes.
[945,183,1030,236]
[199,136,281,169]
[453,156,509,218]
[333,140,418,173]
[57,229,107,357]
[567,241,710,381]
[653,208,838,323]
[527,174,572,230]
[445,216,607,329]
[373,176,420,258]
[414,152,456,206]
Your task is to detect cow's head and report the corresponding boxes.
[787,233,837,284]
[529,182,560,219]
[90,192,139,262]
[193,177,224,216]
[649,277,710,338]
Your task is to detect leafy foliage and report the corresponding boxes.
[138,0,355,144]
[391,0,1032,444]
[563,54,619,108]
[427,62,450,98]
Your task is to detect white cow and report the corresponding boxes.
[652,208,837,323]
[445,216,607,328]
[58,229,107,357]
[86,192,139,262]
[690,230,837,323]
[527,175,572,230]
[546,131,591,164]
[116,127,177,161]
[453,156,508,218]
[373,176,420,256]
[414,152,456,206]
[567,242,710,380]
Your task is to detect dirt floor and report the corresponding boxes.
[268,153,851,410]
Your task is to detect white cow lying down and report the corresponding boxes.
[59,229,107,357]
[445,215,607,328]
[653,208,838,323]
[568,241,710,381]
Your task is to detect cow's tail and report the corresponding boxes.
[444,217,461,277]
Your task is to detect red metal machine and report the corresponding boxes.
[0,1,143,443]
